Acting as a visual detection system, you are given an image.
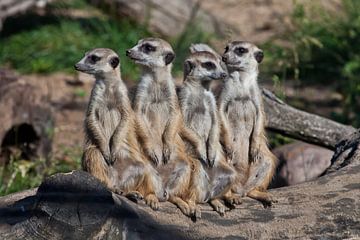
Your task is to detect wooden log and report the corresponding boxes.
[1,129,359,239]
[0,69,54,163]
[262,88,356,150]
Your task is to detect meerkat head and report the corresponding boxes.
[184,51,227,82]
[222,41,264,72]
[126,38,175,68]
[74,48,120,77]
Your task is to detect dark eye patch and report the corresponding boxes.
[89,54,101,63]
[201,61,216,70]
[141,43,156,53]
[234,47,248,56]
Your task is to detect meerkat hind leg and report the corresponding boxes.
[223,191,242,209]
[247,189,276,208]
[125,191,144,203]
[82,145,112,188]
[209,199,226,216]
[187,197,202,220]
[114,160,146,202]
[168,196,192,217]
[144,194,159,210]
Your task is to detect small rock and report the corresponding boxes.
[272,142,333,187]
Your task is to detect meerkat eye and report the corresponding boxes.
[202,61,216,70]
[89,55,101,63]
[235,47,248,55]
[142,43,156,53]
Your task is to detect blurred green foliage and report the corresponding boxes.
[263,0,360,126]
[0,0,211,80]
[0,0,150,80]
[0,146,82,196]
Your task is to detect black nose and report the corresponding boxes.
[222,56,228,62]
[126,50,131,56]
[74,64,80,70]
[220,72,227,79]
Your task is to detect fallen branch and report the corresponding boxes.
[262,89,355,150]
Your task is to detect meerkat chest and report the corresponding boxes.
[224,84,256,137]
[146,82,172,129]
[97,88,122,133]
[183,91,212,140]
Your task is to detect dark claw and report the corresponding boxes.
[150,152,160,166]
[126,192,144,203]
[208,158,215,168]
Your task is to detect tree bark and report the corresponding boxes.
[1,130,359,239]
[262,89,356,150]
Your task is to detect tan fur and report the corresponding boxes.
[77,48,164,210]
[178,51,241,216]
[219,41,278,206]
[127,38,200,218]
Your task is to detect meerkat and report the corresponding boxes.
[126,38,202,218]
[178,51,243,215]
[219,41,278,206]
[75,48,164,210]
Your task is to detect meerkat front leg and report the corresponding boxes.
[249,87,264,163]
[207,96,220,167]
[134,97,162,166]
[162,99,180,164]
[86,104,111,164]
[179,89,207,164]
[110,101,131,164]
[180,126,208,164]
[218,102,235,163]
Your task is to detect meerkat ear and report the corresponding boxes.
[183,60,194,79]
[109,56,120,69]
[164,52,175,65]
[254,51,264,63]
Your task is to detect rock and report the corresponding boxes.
[90,0,227,37]
[272,142,333,187]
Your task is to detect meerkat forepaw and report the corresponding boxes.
[224,146,235,163]
[214,204,226,217]
[102,151,112,165]
[193,206,202,219]
[125,191,144,203]
[224,195,243,206]
[147,148,162,166]
[145,194,160,210]
[250,147,261,163]
[162,144,173,164]
[210,199,226,217]
[109,152,120,165]
[208,153,217,168]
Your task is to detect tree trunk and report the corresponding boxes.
[0,69,54,163]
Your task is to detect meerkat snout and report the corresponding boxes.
[75,48,120,75]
